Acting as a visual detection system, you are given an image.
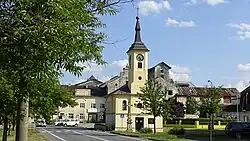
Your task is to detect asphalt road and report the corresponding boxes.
[38,126,145,141]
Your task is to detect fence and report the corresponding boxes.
[164,118,235,129]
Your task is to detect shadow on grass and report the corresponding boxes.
[177,129,247,141]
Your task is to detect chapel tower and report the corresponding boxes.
[127,16,149,94]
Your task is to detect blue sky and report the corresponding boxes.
[60,0,250,92]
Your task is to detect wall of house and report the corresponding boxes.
[113,94,163,132]
[107,67,129,94]
[58,96,105,122]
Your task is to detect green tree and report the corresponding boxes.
[199,86,223,117]
[0,71,16,141]
[1,0,132,140]
[169,98,185,118]
[186,97,198,115]
[138,76,165,134]
[161,99,172,122]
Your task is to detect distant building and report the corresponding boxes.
[239,85,250,121]
[176,82,241,118]
[58,75,106,123]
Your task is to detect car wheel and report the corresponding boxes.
[235,132,242,139]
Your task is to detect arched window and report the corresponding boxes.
[122,100,127,110]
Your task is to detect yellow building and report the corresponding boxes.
[105,16,163,132]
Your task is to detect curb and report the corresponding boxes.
[110,132,162,141]
[110,131,140,138]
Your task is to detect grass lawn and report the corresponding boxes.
[0,129,47,141]
[113,129,249,141]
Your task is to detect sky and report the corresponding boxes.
[60,0,250,92]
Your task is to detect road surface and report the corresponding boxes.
[38,126,145,141]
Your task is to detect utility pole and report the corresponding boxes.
[127,96,132,131]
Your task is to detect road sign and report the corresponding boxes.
[120,114,124,118]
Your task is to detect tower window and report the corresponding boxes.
[138,76,142,80]
[160,69,164,73]
[122,100,127,110]
[138,62,142,68]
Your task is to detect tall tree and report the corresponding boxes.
[138,76,165,134]
[199,86,223,117]
[0,71,16,141]
[0,0,133,140]
[186,97,198,115]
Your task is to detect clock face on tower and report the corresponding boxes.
[136,54,144,61]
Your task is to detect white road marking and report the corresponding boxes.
[42,129,67,141]
[56,131,61,133]
[72,130,111,141]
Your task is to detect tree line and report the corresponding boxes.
[138,76,223,134]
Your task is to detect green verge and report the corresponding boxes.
[112,131,193,141]
[0,129,47,141]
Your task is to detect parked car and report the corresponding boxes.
[63,119,79,127]
[225,121,250,139]
[55,119,66,126]
[36,120,46,127]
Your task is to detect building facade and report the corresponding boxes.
[105,16,164,132]
[239,85,250,122]
[58,76,106,123]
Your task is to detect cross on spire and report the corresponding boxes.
[136,7,139,17]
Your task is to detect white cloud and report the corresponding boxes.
[110,59,128,70]
[226,80,250,92]
[187,0,225,6]
[166,18,196,28]
[237,63,250,72]
[76,62,104,73]
[138,0,172,16]
[227,23,250,40]
[169,65,191,81]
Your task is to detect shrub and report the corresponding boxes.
[106,124,114,131]
[139,128,153,133]
[169,127,186,135]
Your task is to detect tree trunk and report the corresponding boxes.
[12,113,16,131]
[2,117,8,141]
[153,116,156,134]
[15,98,29,141]
[8,123,11,135]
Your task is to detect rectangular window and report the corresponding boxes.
[100,103,105,108]
[161,75,164,78]
[148,118,154,124]
[91,103,96,108]
[80,113,84,119]
[68,113,74,119]
[80,103,85,108]
[168,90,173,95]
[138,62,142,68]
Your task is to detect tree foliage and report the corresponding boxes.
[186,97,198,115]
[199,86,223,117]
[1,0,134,140]
[169,98,185,118]
[138,76,166,134]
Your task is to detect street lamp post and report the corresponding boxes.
[207,80,213,141]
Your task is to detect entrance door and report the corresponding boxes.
[88,113,97,123]
[135,117,144,131]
